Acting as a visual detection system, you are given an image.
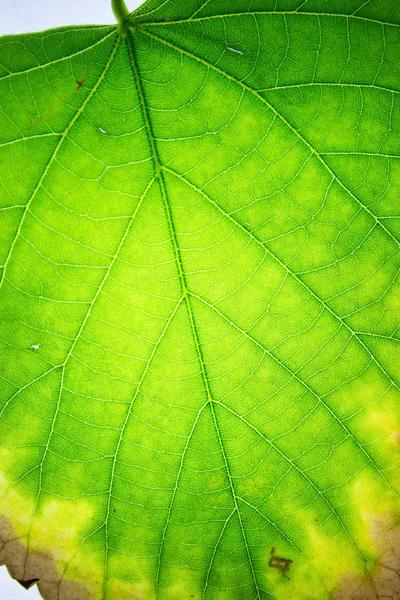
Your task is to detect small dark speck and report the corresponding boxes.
[75,78,87,90]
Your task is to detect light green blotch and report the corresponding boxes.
[138,30,280,188]
[105,578,155,600]
[324,155,400,237]
[347,470,400,559]
[0,275,92,369]
[0,366,61,460]
[100,303,213,592]
[18,193,114,270]
[203,511,261,600]
[160,569,203,600]
[359,333,400,386]
[169,177,369,395]
[0,136,60,204]
[164,172,296,323]
[207,118,313,221]
[155,406,238,597]
[343,361,400,448]
[327,353,400,426]
[270,179,360,271]
[265,86,396,153]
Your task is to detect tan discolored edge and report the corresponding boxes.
[333,513,400,600]
[0,515,96,600]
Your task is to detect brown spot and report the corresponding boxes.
[0,515,95,600]
[16,578,40,590]
[333,513,400,599]
[29,119,34,127]
[268,547,293,576]
[75,78,87,91]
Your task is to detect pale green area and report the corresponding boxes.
[0,1,399,599]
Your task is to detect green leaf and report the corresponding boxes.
[0,1,399,599]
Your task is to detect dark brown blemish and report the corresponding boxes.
[75,78,87,91]
[268,547,293,576]
[17,578,40,590]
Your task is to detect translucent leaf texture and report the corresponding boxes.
[0,1,399,599]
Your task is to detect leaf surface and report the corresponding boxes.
[0,1,399,599]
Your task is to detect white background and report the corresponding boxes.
[0,0,144,35]
[0,1,143,597]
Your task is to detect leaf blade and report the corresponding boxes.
[0,2,399,599]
